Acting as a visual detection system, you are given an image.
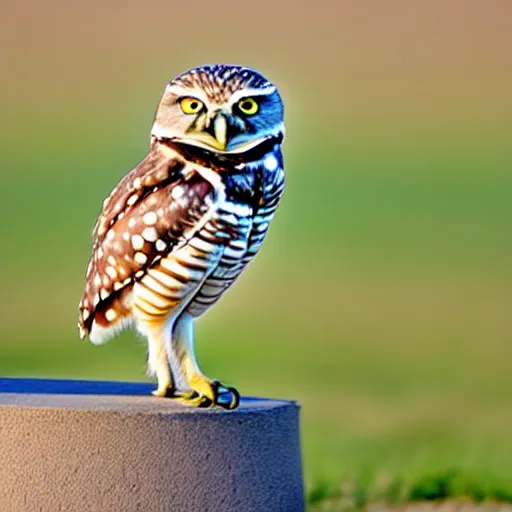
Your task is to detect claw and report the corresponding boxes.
[207,380,240,409]
[216,386,240,410]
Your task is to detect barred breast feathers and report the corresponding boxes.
[184,148,285,318]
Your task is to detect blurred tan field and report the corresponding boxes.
[1,0,511,504]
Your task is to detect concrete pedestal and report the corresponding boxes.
[0,378,304,512]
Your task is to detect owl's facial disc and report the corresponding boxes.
[152,80,284,155]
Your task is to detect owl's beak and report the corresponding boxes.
[191,113,228,151]
[170,111,269,154]
[209,112,266,153]
[213,114,227,150]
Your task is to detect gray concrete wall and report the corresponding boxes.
[0,378,304,512]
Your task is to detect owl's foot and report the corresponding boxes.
[171,380,240,410]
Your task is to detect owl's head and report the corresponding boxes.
[151,64,284,154]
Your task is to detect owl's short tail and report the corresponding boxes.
[79,289,134,345]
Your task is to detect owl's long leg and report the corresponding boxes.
[172,312,240,410]
[135,319,174,397]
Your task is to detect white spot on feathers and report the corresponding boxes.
[263,154,279,172]
[143,211,157,226]
[106,266,118,279]
[127,194,138,206]
[155,239,166,252]
[142,227,158,242]
[131,234,144,250]
[171,185,184,200]
[134,252,148,265]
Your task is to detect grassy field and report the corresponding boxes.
[1,1,511,509]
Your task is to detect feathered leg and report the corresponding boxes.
[134,312,173,397]
[172,312,240,409]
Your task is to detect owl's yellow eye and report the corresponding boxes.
[238,97,259,115]
[180,97,203,114]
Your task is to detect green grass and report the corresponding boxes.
[1,113,511,508]
[307,471,512,510]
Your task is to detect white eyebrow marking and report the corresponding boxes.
[229,87,276,104]
[165,85,210,104]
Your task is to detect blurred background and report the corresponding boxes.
[1,0,511,505]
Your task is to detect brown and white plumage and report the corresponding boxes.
[78,64,285,409]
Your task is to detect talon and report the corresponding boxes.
[210,379,221,393]
[215,385,240,410]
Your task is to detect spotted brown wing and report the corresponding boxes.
[94,143,184,243]
[78,155,217,339]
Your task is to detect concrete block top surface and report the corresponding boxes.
[0,377,297,414]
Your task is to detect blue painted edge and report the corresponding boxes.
[0,377,154,396]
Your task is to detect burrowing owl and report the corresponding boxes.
[78,64,285,409]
